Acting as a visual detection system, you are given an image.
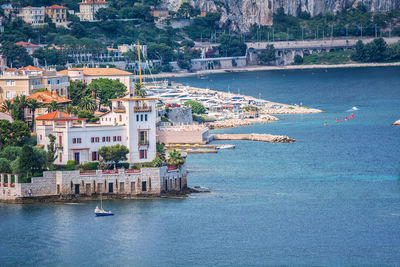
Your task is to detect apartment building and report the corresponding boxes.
[45,5,68,27]
[18,6,46,26]
[77,0,108,21]
[0,66,69,101]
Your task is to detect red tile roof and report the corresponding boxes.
[15,41,41,48]
[46,5,67,9]
[19,65,46,72]
[57,67,132,76]
[36,111,71,120]
[27,91,71,104]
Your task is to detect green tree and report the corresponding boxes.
[166,149,185,167]
[147,43,175,64]
[293,54,304,65]
[151,157,163,167]
[26,98,42,131]
[351,40,366,61]
[1,100,13,114]
[183,100,206,114]
[68,80,92,106]
[11,95,27,121]
[32,147,46,175]
[10,120,30,146]
[156,142,166,161]
[0,158,12,173]
[46,100,60,113]
[77,110,99,123]
[0,146,22,161]
[122,49,138,64]
[98,144,129,169]
[65,104,74,114]
[46,134,58,169]
[95,7,119,21]
[134,83,147,98]
[0,41,33,67]
[177,2,199,18]
[88,78,127,108]
[18,144,34,178]
[258,45,276,64]
[32,48,70,66]
[79,95,97,112]
[0,120,12,150]
[217,34,247,57]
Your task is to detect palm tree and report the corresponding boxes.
[79,96,97,112]
[166,149,185,167]
[11,95,27,121]
[1,100,13,114]
[65,104,74,115]
[72,106,80,116]
[26,99,42,132]
[135,83,147,98]
[46,100,59,113]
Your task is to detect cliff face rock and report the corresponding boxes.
[162,0,400,32]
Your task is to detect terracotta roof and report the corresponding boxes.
[15,41,41,48]
[27,91,71,104]
[79,0,108,5]
[46,5,67,9]
[36,111,71,120]
[20,66,45,72]
[5,68,16,72]
[58,67,132,76]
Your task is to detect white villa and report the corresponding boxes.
[36,97,158,166]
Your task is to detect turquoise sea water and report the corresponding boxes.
[1,67,400,266]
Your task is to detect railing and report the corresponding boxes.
[138,141,149,146]
[80,170,97,176]
[1,183,14,187]
[102,170,119,174]
[126,169,141,174]
[113,107,126,113]
[134,106,152,112]
[55,143,63,149]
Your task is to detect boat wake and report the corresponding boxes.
[347,106,359,112]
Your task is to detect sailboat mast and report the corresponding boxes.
[137,42,142,85]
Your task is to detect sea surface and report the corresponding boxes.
[1,67,400,266]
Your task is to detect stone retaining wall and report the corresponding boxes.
[0,165,188,202]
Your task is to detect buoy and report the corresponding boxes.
[345,116,348,121]
[324,121,327,126]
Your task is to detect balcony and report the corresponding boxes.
[138,140,149,146]
[55,143,63,149]
[134,106,152,113]
[113,107,126,113]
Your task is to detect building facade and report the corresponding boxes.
[78,0,108,21]
[36,97,158,166]
[45,5,68,27]
[58,67,134,94]
[17,6,46,26]
[0,66,69,101]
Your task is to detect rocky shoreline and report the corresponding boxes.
[207,116,279,129]
[213,133,296,143]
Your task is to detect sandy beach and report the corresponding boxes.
[136,62,400,79]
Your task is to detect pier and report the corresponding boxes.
[213,134,296,143]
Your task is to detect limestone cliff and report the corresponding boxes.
[161,0,400,32]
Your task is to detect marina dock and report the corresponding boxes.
[213,134,296,143]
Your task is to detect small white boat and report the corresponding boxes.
[94,193,114,216]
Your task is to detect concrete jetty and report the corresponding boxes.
[213,134,296,143]
[393,120,400,125]
[208,116,279,129]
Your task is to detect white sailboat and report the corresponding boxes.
[94,192,114,216]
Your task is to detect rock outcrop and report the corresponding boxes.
[162,0,400,32]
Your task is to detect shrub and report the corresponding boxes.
[152,157,163,167]
[65,160,76,170]
[78,162,99,170]
[0,158,11,173]
[293,55,304,65]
